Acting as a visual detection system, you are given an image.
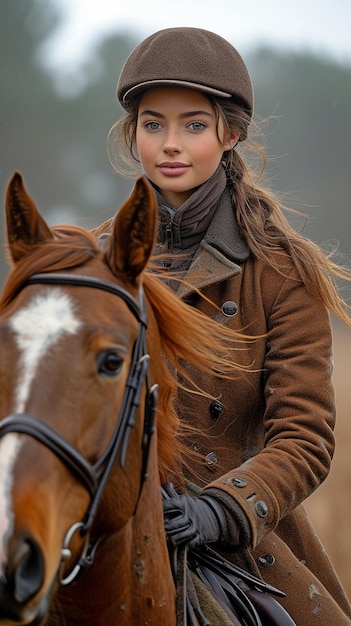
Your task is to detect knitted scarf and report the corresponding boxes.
[152,163,227,273]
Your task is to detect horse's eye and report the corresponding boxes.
[97,351,123,377]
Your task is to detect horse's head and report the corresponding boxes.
[0,173,247,625]
[0,172,160,624]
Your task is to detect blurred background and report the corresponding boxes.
[1,0,351,597]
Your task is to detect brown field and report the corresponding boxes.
[305,325,351,599]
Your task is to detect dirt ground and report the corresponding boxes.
[304,324,351,600]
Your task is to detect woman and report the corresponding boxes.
[99,27,351,624]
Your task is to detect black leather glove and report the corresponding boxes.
[163,493,228,550]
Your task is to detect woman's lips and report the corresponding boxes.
[158,162,190,176]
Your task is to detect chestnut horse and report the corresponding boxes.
[0,173,243,626]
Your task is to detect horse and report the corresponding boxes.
[0,172,245,626]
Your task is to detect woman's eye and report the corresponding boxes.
[188,121,206,131]
[97,351,123,377]
[144,121,162,131]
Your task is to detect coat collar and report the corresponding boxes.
[177,188,249,298]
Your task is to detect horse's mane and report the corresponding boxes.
[0,224,249,482]
[0,225,99,309]
[143,271,250,481]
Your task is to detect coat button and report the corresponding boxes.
[209,400,224,419]
[258,554,275,567]
[255,500,269,517]
[205,452,218,470]
[231,477,247,488]
[221,301,238,317]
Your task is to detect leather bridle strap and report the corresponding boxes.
[25,273,146,325]
[0,414,98,496]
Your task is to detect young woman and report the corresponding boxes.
[100,27,351,624]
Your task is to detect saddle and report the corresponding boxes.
[162,485,297,626]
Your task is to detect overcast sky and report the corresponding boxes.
[45,0,351,72]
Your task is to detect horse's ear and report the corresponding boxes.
[107,177,157,283]
[5,171,53,263]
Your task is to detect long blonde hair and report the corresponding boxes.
[107,94,351,326]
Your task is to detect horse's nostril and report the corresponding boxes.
[13,538,45,604]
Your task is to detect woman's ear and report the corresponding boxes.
[223,131,240,152]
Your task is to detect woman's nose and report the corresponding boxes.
[163,128,181,153]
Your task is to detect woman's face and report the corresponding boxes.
[136,87,238,208]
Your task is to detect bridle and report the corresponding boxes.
[0,272,158,585]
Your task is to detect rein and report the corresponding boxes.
[0,272,158,584]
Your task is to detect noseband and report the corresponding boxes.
[0,273,158,584]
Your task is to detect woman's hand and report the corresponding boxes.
[163,492,236,549]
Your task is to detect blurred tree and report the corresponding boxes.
[0,0,137,219]
[249,48,351,252]
[0,0,137,286]
[1,1,62,189]
[1,0,64,284]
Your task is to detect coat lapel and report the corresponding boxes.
[177,189,249,298]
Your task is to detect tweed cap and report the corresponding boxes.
[117,27,254,117]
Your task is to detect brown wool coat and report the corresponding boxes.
[172,191,351,625]
[96,188,351,625]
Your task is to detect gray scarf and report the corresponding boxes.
[153,163,227,272]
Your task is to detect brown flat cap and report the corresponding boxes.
[117,27,254,117]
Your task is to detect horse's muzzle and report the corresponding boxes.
[0,534,49,625]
